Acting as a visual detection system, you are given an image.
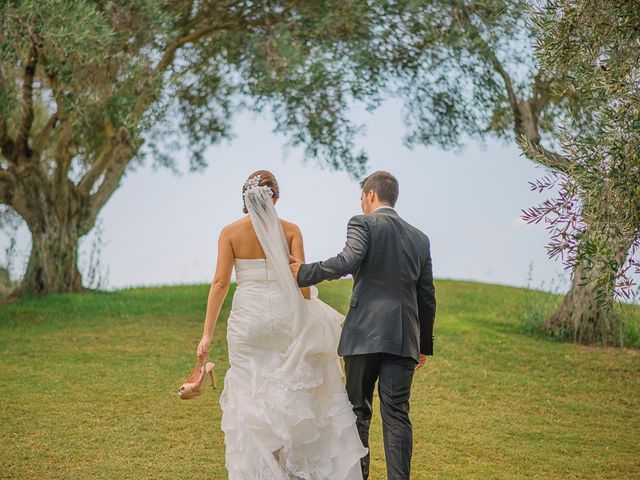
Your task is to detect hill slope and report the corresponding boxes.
[1,280,638,479]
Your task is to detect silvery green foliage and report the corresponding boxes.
[522,1,640,302]
[137,0,381,177]
[0,1,172,150]
[358,0,587,156]
[0,1,379,180]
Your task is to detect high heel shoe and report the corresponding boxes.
[178,356,216,400]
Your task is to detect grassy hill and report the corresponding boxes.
[1,280,639,479]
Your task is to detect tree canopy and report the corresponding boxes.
[0,0,381,293]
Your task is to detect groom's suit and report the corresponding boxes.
[296,206,436,480]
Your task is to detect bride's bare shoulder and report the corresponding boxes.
[279,218,302,236]
[221,216,251,234]
[222,216,301,238]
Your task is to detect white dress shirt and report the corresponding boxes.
[373,205,396,213]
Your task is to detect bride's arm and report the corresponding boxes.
[197,227,234,357]
[290,225,311,300]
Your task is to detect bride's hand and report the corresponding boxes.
[197,334,212,358]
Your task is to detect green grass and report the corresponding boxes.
[1,280,639,479]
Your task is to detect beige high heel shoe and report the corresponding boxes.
[178,355,217,399]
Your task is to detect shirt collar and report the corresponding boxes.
[373,205,396,213]
[371,205,397,213]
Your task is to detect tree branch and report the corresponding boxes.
[458,7,571,174]
[15,42,38,159]
[77,119,116,195]
[519,135,573,173]
[531,70,552,116]
[156,24,222,73]
[79,132,133,235]
[179,0,196,30]
[0,64,13,161]
[457,7,519,108]
[0,167,37,229]
[0,169,16,205]
[2,163,43,226]
[41,61,80,184]
[0,106,6,144]
[131,23,224,124]
[33,112,58,157]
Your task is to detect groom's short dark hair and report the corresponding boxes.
[360,171,399,207]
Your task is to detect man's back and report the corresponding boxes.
[297,207,436,362]
[340,207,435,362]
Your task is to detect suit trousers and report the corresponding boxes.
[343,353,417,480]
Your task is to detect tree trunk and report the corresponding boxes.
[5,157,96,297]
[546,235,632,345]
[12,219,86,296]
[546,262,611,343]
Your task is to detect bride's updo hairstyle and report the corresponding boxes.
[242,170,280,214]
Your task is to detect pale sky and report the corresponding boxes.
[4,98,574,293]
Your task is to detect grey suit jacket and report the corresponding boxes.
[296,207,436,362]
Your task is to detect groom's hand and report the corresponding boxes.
[289,255,303,281]
[415,354,427,371]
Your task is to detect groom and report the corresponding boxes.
[289,171,436,480]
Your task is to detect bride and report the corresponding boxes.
[195,170,367,479]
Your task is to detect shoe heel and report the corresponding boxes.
[178,357,208,400]
[208,364,217,389]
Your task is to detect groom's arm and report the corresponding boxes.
[296,215,369,287]
[417,238,436,356]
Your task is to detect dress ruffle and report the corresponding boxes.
[220,286,367,480]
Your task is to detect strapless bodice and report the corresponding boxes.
[234,258,279,284]
[228,258,291,351]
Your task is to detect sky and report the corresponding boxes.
[4,98,573,293]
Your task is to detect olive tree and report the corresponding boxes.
[378,0,638,345]
[0,0,377,295]
[520,0,640,344]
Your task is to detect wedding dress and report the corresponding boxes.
[219,180,367,480]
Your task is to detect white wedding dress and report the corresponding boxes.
[219,181,367,480]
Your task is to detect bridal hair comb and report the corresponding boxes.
[244,174,262,190]
[243,174,274,197]
[241,171,280,213]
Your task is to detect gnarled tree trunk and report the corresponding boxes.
[7,160,89,296]
[3,123,132,297]
[546,234,632,345]
[547,262,610,343]
[20,218,84,294]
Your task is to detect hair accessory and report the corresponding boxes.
[243,174,273,197]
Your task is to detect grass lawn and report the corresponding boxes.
[1,279,639,479]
